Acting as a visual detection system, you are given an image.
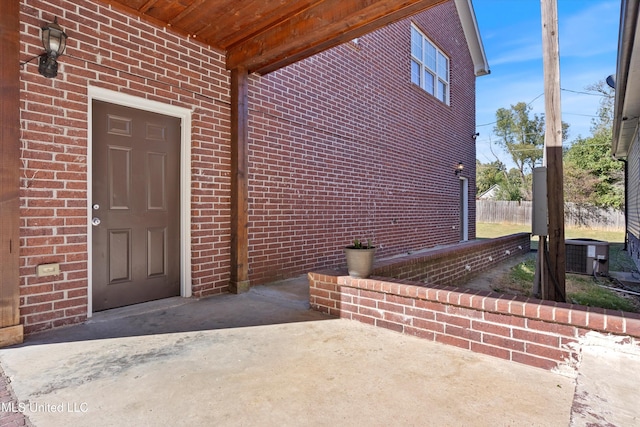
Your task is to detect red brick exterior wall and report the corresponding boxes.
[309,240,640,371]
[247,1,477,284]
[18,0,477,333]
[19,0,231,334]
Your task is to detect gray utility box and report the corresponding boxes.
[565,239,609,275]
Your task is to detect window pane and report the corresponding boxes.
[424,70,435,95]
[410,25,449,104]
[438,80,447,103]
[411,61,420,85]
[426,43,436,71]
[437,52,448,81]
[411,28,422,59]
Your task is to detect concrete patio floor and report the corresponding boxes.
[0,276,638,426]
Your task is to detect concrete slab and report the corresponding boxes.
[1,319,575,426]
[570,334,640,426]
[0,275,633,426]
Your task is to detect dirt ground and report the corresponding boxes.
[456,250,640,311]
[456,252,536,294]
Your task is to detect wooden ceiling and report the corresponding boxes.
[105,0,447,75]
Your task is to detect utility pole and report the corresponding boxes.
[540,0,566,302]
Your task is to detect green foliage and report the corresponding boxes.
[476,159,506,195]
[489,254,637,312]
[475,162,523,201]
[497,168,525,201]
[568,279,637,312]
[492,102,569,200]
[563,81,624,209]
[493,102,545,182]
[511,257,536,283]
[352,239,373,249]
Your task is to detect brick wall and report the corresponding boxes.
[246,0,478,284]
[373,233,530,284]
[19,0,231,333]
[18,0,478,333]
[309,240,640,371]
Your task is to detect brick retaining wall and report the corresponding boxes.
[310,235,640,371]
[372,233,531,285]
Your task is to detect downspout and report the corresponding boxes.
[620,159,629,251]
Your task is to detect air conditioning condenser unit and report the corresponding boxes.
[565,239,609,275]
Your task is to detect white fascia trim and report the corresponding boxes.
[454,0,491,77]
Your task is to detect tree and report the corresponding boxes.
[493,102,545,199]
[563,81,624,209]
[476,160,524,201]
[497,168,525,201]
[493,102,569,200]
[476,159,506,196]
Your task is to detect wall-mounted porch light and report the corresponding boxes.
[38,17,68,78]
[455,162,464,176]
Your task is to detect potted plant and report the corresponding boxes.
[344,239,376,278]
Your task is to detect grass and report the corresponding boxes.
[491,256,535,296]
[476,222,625,252]
[477,222,639,312]
[476,222,625,243]
[567,276,639,312]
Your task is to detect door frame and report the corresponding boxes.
[87,86,192,316]
[459,176,469,241]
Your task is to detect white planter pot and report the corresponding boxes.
[344,247,376,278]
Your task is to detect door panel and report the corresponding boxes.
[108,146,132,209]
[147,152,167,210]
[147,227,167,277]
[108,229,131,283]
[92,100,181,311]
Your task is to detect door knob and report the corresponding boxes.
[92,217,101,226]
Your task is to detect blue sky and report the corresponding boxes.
[473,0,620,167]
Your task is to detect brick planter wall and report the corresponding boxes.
[373,233,531,285]
[309,237,640,371]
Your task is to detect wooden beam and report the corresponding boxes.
[0,0,23,346]
[229,67,250,293]
[227,0,446,74]
[540,0,566,302]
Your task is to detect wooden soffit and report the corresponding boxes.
[104,0,447,74]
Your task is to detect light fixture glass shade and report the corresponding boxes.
[41,17,67,58]
[38,17,67,78]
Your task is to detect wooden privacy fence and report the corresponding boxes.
[476,200,625,231]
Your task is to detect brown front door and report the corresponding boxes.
[92,100,181,311]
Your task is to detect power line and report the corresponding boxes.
[477,87,609,127]
[561,88,612,97]
[562,112,599,118]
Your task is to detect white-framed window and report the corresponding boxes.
[411,24,449,104]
